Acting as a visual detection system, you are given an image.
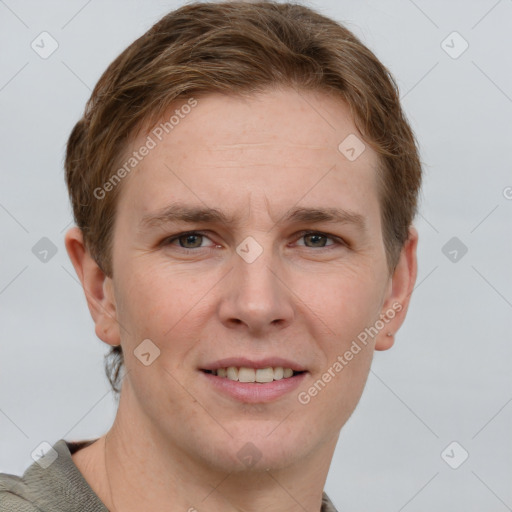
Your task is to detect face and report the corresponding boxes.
[88,87,414,472]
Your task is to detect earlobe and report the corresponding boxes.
[374,226,419,351]
[375,331,395,351]
[64,227,121,347]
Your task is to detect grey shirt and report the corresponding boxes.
[0,440,338,511]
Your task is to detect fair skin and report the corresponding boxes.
[66,87,418,512]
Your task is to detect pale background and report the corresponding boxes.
[1,1,511,510]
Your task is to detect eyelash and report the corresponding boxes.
[162,230,346,252]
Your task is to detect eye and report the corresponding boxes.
[295,231,343,248]
[164,231,216,249]
[162,230,345,252]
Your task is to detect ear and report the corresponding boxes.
[64,227,121,347]
[375,225,419,351]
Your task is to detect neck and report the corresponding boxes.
[75,388,337,512]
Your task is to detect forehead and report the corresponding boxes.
[115,87,381,228]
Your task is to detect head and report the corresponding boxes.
[65,1,421,471]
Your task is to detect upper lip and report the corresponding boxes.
[200,357,307,372]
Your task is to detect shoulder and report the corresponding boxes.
[322,491,339,512]
[0,472,42,511]
[0,438,105,512]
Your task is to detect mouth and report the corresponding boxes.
[199,362,308,403]
[201,366,305,383]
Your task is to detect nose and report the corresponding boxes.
[217,243,295,335]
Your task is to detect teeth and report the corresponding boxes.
[255,368,274,383]
[238,367,255,382]
[226,367,238,380]
[273,367,284,380]
[212,366,298,382]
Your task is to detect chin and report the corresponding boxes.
[196,422,315,473]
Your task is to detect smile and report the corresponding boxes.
[203,366,303,383]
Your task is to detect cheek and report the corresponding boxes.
[114,263,184,338]
[115,261,215,360]
[297,267,385,340]
[294,269,383,408]
[295,315,376,435]
[313,348,374,433]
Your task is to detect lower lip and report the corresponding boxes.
[200,371,307,403]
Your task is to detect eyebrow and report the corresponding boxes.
[139,204,367,233]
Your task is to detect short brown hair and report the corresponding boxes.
[65,1,422,394]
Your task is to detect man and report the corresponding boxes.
[0,2,421,511]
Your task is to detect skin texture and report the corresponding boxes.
[65,87,418,512]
